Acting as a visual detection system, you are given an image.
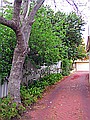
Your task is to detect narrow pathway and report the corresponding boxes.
[21,72,90,120]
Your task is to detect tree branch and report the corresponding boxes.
[28,0,45,25]
[22,0,28,18]
[66,0,79,14]
[0,16,17,31]
[73,1,79,13]
[20,0,31,24]
[65,0,73,6]
[53,0,56,8]
[13,0,22,24]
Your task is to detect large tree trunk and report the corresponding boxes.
[8,30,27,103]
[8,50,25,103]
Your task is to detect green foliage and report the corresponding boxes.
[62,59,73,76]
[75,39,87,60]
[0,25,16,84]
[20,73,62,106]
[0,3,16,84]
[0,1,13,20]
[20,85,43,106]
[0,96,25,120]
[29,6,62,66]
[39,73,63,85]
[51,11,85,60]
[65,13,85,60]
[0,5,85,83]
[29,9,85,68]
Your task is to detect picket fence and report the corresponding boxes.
[0,61,62,98]
[0,81,8,98]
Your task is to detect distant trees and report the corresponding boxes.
[50,11,85,60]
[29,7,62,66]
[29,8,86,66]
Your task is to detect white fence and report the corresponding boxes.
[0,61,62,98]
[22,61,62,85]
[0,82,8,98]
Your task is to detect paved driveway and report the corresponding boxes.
[21,72,90,120]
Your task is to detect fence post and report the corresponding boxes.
[0,81,8,98]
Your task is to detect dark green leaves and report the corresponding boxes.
[0,24,16,83]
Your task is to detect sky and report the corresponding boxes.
[0,0,90,44]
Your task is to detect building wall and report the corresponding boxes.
[76,62,89,71]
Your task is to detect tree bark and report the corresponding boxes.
[8,29,27,103]
[8,52,25,103]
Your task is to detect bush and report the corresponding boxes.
[62,59,72,76]
[0,73,62,119]
[0,96,25,120]
[0,25,16,84]
[40,73,63,85]
[20,85,43,106]
[20,73,62,106]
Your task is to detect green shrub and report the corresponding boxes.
[0,74,62,119]
[20,73,62,106]
[20,85,44,106]
[40,73,62,85]
[0,96,25,120]
[62,59,72,76]
[0,25,16,84]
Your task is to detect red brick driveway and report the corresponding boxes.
[21,72,90,120]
